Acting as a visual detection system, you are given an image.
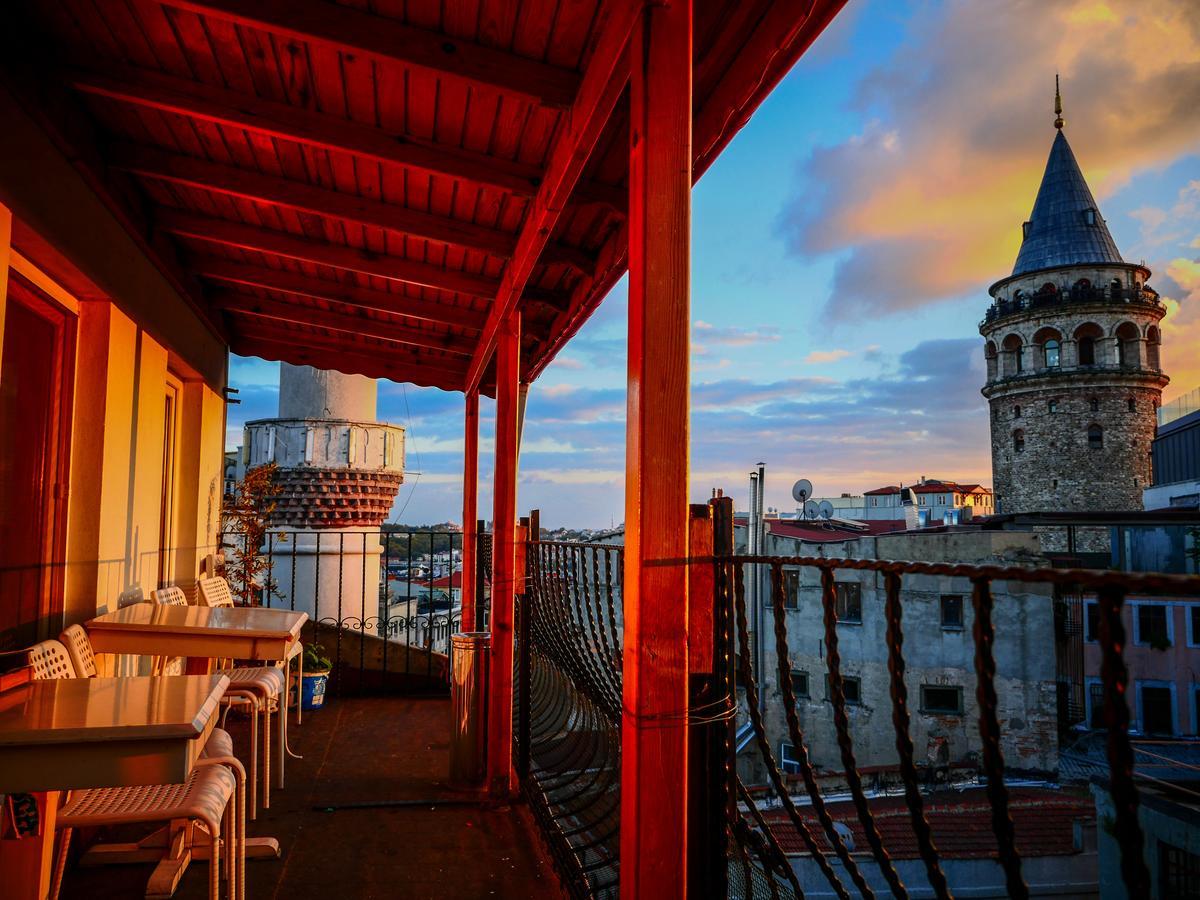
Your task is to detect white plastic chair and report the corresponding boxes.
[28,638,241,900]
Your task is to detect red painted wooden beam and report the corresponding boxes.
[621,0,693,896]
[461,390,480,631]
[157,209,500,299]
[154,0,581,109]
[108,142,596,273]
[210,290,474,356]
[487,310,521,797]
[464,0,642,393]
[191,258,486,331]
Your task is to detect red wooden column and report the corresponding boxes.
[487,310,521,796]
[460,389,479,631]
[622,0,693,896]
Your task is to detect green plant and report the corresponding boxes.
[303,641,333,673]
[221,462,286,607]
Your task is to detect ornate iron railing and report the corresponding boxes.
[521,539,624,899]
[225,528,464,693]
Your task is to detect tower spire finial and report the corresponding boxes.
[1054,73,1064,129]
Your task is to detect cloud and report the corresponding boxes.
[1158,252,1200,396]
[777,0,1200,320]
[803,348,852,364]
[693,320,783,347]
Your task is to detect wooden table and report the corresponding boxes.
[85,604,307,665]
[0,674,227,900]
[0,674,227,792]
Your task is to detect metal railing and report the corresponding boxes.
[520,538,624,899]
[728,551,1200,900]
[517,498,1200,900]
[982,284,1161,325]
[224,528,466,693]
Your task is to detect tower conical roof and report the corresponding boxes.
[1011,130,1123,276]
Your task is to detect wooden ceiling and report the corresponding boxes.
[5,0,845,395]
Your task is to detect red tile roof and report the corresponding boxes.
[763,788,1092,860]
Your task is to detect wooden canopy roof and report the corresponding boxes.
[6,0,844,395]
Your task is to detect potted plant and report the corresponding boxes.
[298,641,333,710]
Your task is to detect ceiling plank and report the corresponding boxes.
[192,257,487,330]
[154,0,580,109]
[233,322,469,378]
[466,0,641,392]
[212,290,475,356]
[157,208,499,298]
[67,63,544,197]
[108,142,596,272]
[231,334,468,392]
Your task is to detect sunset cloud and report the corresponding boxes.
[778,0,1200,319]
[804,348,852,364]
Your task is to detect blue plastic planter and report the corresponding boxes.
[302,672,329,710]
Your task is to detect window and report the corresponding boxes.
[789,670,810,699]
[1089,396,1099,412]
[781,569,800,610]
[1084,208,1096,226]
[1087,425,1103,450]
[920,685,964,715]
[940,595,964,629]
[1135,603,1171,647]
[1013,405,1021,418]
[1084,601,1100,643]
[1127,397,1136,413]
[1159,841,1200,900]
[1014,347,1024,372]
[835,582,862,624]
[1087,680,1105,729]
[1048,399,1058,413]
[780,742,802,775]
[1187,605,1200,647]
[825,674,861,705]
[1045,340,1061,367]
[1079,337,1096,365]
[1139,683,1175,736]
[1013,430,1025,453]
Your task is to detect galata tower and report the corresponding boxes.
[980,82,1168,515]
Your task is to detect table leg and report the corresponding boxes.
[0,790,59,900]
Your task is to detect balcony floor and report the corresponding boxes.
[61,696,564,899]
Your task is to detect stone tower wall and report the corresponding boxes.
[987,382,1160,513]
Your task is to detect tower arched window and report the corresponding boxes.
[1115,322,1140,368]
[1090,397,1099,413]
[1013,430,1025,453]
[1146,326,1161,371]
[1013,405,1022,419]
[1128,397,1136,413]
[1078,336,1096,365]
[1088,425,1103,450]
[1044,340,1061,367]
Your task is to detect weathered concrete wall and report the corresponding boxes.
[1093,781,1200,900]
[738,529,1059,780]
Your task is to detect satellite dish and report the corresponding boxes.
[803,500,819,519]
[792,479,813,503]
[818,500,834,520]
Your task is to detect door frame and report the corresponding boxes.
[4,270,76,640]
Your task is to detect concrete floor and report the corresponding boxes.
[61,696,564,900]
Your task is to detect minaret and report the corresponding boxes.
[243,364,404,623]
[980,81,1168,521]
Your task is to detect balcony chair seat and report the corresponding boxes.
[227,666,286,696]
[58,764,236,832]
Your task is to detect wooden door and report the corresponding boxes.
[0,273,75,650]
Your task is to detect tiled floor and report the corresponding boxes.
[61,695,563,899]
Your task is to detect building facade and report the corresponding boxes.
[1145,386,1200,511]
[980,98,1168,517]
[734,524,1060,780]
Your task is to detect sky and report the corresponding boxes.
[226,0,1200,529]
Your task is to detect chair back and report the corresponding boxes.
[152,585,189,607]
[198,576,234,608]
[58,625,98,678]
[27,640,76,681]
